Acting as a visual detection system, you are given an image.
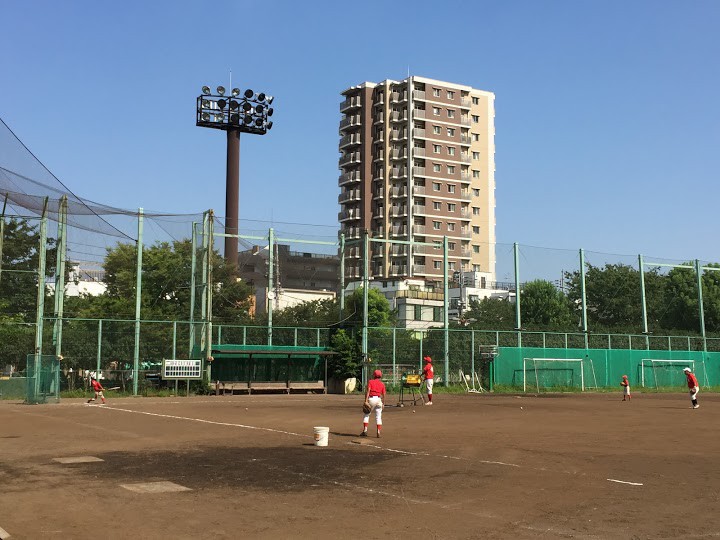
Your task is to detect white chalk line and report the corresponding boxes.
[0,525,10,539]
[607,478,643,486]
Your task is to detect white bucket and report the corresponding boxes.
[313,426,330,447]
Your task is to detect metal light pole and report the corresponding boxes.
[196,85,274,265]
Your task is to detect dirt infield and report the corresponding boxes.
[1,392,718,539]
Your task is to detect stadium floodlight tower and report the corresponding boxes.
[196,84,274,265]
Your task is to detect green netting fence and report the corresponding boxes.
[25,354,60,404]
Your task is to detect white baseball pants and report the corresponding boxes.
[363,396,383,425]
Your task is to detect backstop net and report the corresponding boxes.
[523,357,597,392]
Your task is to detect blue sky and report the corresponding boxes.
[1,0,719,262]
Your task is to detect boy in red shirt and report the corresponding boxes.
[683,367,699,409]
[361,369,386,438]
[87,377,106,405]
[620,375,631,401]
[422,356,434,405]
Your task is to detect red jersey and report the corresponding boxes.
[91,380,103,392]
[423,363,434,380]
[686,373,699,389]
[621,377,629,387]
[367,379,385,398]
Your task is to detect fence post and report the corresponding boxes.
[695,259,707,353]
[579,248,588,350]
[172,321,177,358]
[471,330,475,376]
[361,230,369,389]
[189,221,197,358]
[33,198,49,401]
[96,319,102,376]
[53,196,68,358]
[514,242,522,348]
[133,208,144,396]
[638,254,650,349]
[267,227,274,346]
[443,235,449,386]
[339,233,345,321]
[0,193,7,284]
[205,212,214,366]
[392,327,396,385]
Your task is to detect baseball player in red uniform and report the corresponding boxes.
[620,374,631,401]
[361,369,386,438]
[684,367,699,409]
[422,355,434,405]
[87,377,106,404]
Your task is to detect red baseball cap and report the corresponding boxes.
[373,369,382,379]
[423,356,432,363]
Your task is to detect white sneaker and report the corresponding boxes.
[425,401,433,406]
[693,404,700,409]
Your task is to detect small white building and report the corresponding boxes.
[47,263,107,297]
[255,287,336,315]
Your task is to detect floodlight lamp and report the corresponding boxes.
[255,104,264,114]
[244,89,254,99]
[266,96,274,104]
[229,100,239,110]
[258,92,266,102]
[202,99,211,108]
[267,108,274,117]
[254,118,263,127]
[202,86,211,95]
[242,102,252,112]
[231,88,241,97]
[243,115,253,125]
[214,113,224,122]
[230,113,240,124]
[201,112,210,121]
[267,121,273,130]
[217,86,226,96]
[218,99,227,109]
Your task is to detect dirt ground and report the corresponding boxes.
[0,391,718,539]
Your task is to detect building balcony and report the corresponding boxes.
[391,111,407,123]
[390,265,408,276]
[340,116,361,131]
[391,225,407,236]
[412,244,427,255]
[412,185,425,195]
[413,224,426,234]
[339,152,361,167]
[460,117,471,126]
[460,207,469,216]
[391,129,408,140]
[373,114,384,125]
[373,187,385,199]
[341,227,361,239]
[393,205,408,217]
[373,169,385,182]
[459,230,472,238]
[391,186,407,198]
[460,154,471,164]
[413,90,426,101]
[339,134,361,149]
[346,247,361,258]
[396,288,443,301]
[413,205,426,215]
[391,92,408,103]
[372,206,384,219]
[391,150,407,161]
[412,265,427,275]
[460,97,471,108]
[391,245,408,257]
[340,97,361,113]
[390,167,407,180]
[460,135,471,145]
[338,172,361,186]
[373,131,384,142]
[461,248,471,257]
[372,227,384,237]
[338,210,360,222]
[372,249,385,258]
[413,109,426,119]
[413,147,426,157]
[338,189,361,204]
[345,267,361,279]
[414,128,426,139]
[413,166,426,177]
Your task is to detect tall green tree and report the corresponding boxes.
[465,297,515,330]
[520,280,574,330]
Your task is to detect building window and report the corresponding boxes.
[433,106,441,116]
[433,88,441,97]
[433,201,441,210]
[433,307,442,322]
[472,114,480,123]
[447,165,455,174]
[447,127,455,137]
[433,125,441,135]
[433,164,441,173]
[472,225,480,234]
[414,305,422,320]
[473,207,480,215]
[447,222,455,231]
[449,262,456,271]
[472,151,480,160]
[448,184,456,193]
[472,133,480,141]
[433,144,441,154]
[447,146,455,156]
[433,221,441,230]
[447,90,455,100]
[432,182,441,191]
[433,260,442,269]
[472,188,480,196]
[472,97,479,105]
[447,109,455,118]
[448,203,456,212]
[472,170,480,178]
[473,245,480,253]
[448,241,456,250]
[434,241,442,250]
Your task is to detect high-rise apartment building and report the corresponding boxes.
[338,76,496,285]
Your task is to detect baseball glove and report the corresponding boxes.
[362,402,372,414]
